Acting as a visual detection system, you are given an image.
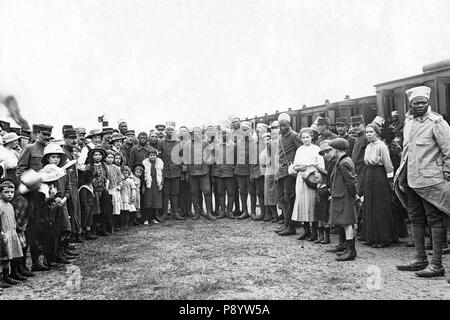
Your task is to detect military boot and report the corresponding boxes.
[321,227,331,244]
[326,228,346,252]
[336,238,357,261]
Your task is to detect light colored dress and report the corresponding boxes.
[107,164,123,216]
[121,177,136,212]
[131,175,141,211]
[290,144,325,222]
[0,199,23,261]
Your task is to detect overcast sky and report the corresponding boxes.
[0,0,449,135]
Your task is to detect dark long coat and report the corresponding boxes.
[329,154,358,226]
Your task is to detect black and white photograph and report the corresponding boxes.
[0,0,450,304]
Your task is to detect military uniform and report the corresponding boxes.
[160,137,182,217]
[16,124,53,271]
[182,138,215,220]
[395,86,450,278]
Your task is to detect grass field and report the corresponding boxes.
[1,217,449,300]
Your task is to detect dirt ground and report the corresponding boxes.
[1,217,449,300]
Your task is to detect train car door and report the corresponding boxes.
[436,77,450,119]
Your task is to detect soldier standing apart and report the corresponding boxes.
[395,86,450,279]
[160,121,184,220]
[275,113,303,236]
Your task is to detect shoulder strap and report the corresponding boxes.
[280,136,291,165]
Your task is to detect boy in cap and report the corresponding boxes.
[395,86,450,279]
[328,138,360,261]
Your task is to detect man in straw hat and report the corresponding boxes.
[0,132,22,183]
[78,128,103,169]
[100,127,114,151]
[395,86,450,280]
[275,112,302,236]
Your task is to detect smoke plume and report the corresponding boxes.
[0,95,30,130]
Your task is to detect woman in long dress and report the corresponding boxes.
[290,128,325,241]
[363,124,396,248]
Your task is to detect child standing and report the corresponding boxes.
[131,164,144,225]
[289,128,325,241]
[41,143,74,265]
[105,150,123,231]
[328,138,360,261]
[120,166,136,228]
[85,148,111,236]
[0,178,24,287]
[142,147,163,225]
[259,132,278,223]
[303,167,331,244]
[79,170,97,240]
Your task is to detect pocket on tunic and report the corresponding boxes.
[421,169,442,178]
[415,138,433,146]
